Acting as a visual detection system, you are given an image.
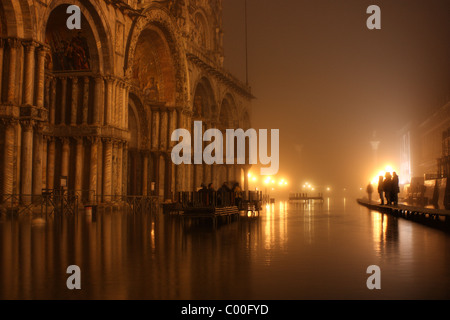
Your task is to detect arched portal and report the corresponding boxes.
[191,77,216,190]
[41,2,114,204]
[131,26,176,106]
[129,23,178,200]
[219,93,237,129]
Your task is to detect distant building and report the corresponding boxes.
[399,101,450,183]
[399,101,450,207]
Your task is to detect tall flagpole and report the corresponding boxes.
[245,0,249,86]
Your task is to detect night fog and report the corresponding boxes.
[223,0,450,195]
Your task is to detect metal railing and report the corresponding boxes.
[1,190,78,215]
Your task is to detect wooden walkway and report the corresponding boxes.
[357,199,450,232]
[289,193,324,203]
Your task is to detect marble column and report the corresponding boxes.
[23,41,36,106]
[151,109,160,150]
[103,139,113,202]
[112,142,118,196]
[122,143,128,196]
[123,84,130,129]
[70,77,78,125]
[105,77,113,126]
[2,119,16,201]
[60,77,67,125]
[36,46,48,109]
[32,123,44,197]
[7,38,19,104]
[21,121,34,203]
[112,80,117,126]
[117,142,123,197]
[61,138,70,188]
[82,77,89,125]
[89,138,98,203]
[49,78,56,124]
[42,137,47,190]
[46,137,55,190]
[142,151,149,196]
[74,137,83,199]
[0,39,4,99]
[160,109,168,150]
[93,76,103,125]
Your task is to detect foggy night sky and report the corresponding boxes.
[223,0,450,194]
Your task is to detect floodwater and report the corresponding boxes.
[1,197,450,300]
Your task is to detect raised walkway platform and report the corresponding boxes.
[357,198,450,232]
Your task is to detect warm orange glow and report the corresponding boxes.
[370,165,398,185]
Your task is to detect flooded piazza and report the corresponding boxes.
[1,198,450,300]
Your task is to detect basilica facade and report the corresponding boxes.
[0,0,253,204]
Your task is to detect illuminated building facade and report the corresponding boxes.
[0,0,253,204]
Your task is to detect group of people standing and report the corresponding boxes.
[366,172,400,205]
[199,182,243,208]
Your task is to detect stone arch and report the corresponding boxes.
[219,93,237,128]
[192,9,212,50]
[127,93,150,196]
[125,6,188,106]
[42,0,113,74]
[0,0,34,38]
[130,25,176,106]
[192,77,216,120]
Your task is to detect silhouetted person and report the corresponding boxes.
[378,176,384,205]
[217,182,231,206]
[391,172,400,205]
[208,183,215,206]
[232,183,242,208]
[366,183,374,203]
[199,183,208,205]
[383,172,393,205]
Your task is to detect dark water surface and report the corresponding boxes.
[1,198,450,300]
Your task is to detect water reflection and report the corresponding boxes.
[369,209,399,257]
[1,199,450,300]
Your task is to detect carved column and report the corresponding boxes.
[0,39,4,99]
[112,79,118,126]
[61,138,70,182]
[20,121,34,203]
[70,77,78,125]
[7,38,19,103]
[105,77,113,125]
[93,75,103,125]
[49,78,56,124]
[32,123,44,197]
[42,137,47,189]
[160,109,168,150]
[36,45,48,109]
[102,138,113,202]
[142,151,149,196]
[151,108,160,150]
[88,137,98,203]
[23,41,36,106]
[122,143,128,196]
[74,137,83,199]
[124,83,130,129]
[46,137,55,190]
[60,77,67,124]
[2,119,16,201]
[112,141,118,196]
[117,142,123,197]
[82,77,89,125]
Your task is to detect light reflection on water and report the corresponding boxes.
[1,198,450,300]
